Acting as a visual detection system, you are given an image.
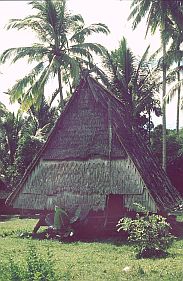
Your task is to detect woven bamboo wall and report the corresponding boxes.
[13,157,157,213]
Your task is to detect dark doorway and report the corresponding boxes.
[106,194,124,217]
[103,194,126,231]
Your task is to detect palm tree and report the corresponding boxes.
[98,37,161,140]
[128,0,183,170]
[0,0,109,110]
[164,25,183,136]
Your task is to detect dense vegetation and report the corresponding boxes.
[151,125,183,195]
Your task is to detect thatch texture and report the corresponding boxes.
[42,83,126,160]
[6,74,182,215]
[12,158,157,212]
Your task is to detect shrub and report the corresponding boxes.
[117,205,174,258]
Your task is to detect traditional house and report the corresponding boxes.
[6,74,182,226]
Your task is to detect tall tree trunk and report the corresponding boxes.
[58,68,64,109]
[148,108,151,145]
[176,60,181,135]
[162,39,167,171]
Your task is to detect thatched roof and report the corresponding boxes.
[6,74,182,211]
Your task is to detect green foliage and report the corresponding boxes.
[25,244,57,281]
[0,0,109,110]
[151,125,182,162]
[129,0,183,169]
[117,206,174,258]
[8,257,23,281]
[151,125,183,195]
[0,100,57,188]
[99,37,161,138]
[129,0,183,36]
[0,243,58,281]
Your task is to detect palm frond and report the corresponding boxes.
[128,0,152,30]
[0,102,8,117]
[113,37,135,87]
[164,79,183,104]
[61,53,80,79]
[69,45,92,61]
[168,0,183,32]
[166,49,183,66]
[7,13,57,44]
[71,42,107,57]
[146,4,160,36]
[48,89,59,107]
[69,14,84,27]
[134,90,157,115]
[8,62,44,105]
[149,46,162,62]
[134,45,150,87]
[39,55,56,87]
[0,45,48,64]
[70,23,110,42]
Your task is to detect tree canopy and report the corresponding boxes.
[0,0,110,110]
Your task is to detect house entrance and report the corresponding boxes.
[106,194,124,217]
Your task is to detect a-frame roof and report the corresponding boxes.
[6,74,182,211]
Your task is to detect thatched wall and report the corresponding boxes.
[13,158,157,213]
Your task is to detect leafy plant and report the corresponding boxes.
[25,243,57,281]
[1,243,58,281]
[8,258,23,281]
[117,205,175,258]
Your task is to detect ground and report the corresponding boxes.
[0,214,183,281]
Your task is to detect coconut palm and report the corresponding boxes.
[152,2,183,136]
[128,0,183,170]
[98,37,161,140]
[164,24,183,136]
[0,0,109,110]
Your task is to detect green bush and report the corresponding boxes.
[117,206,174,258]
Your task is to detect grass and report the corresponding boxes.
[0,216,183,280]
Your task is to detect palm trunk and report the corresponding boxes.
[176,60,181,136]
[162,39,167,171]
[58,68,64,109]
[128,89,134,131]
[148,108,151,145]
